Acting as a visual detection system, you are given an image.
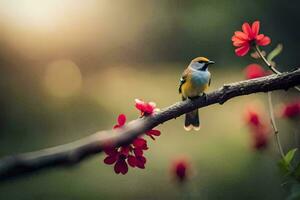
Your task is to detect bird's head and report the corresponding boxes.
[189,57,215,71]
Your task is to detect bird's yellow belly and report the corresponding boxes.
[182,81,208,98]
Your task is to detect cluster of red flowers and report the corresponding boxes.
[243,54,269,150]
[280,101,300,119]
[234,21,300,151]
[103,99,161,175]
[243,101,299,151]
[245,108,270,150]
[232,21,271,56]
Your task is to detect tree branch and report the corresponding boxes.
[1,69,300,181]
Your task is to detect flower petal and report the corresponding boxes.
[251,21,260,38]
[257,36,271,46]
[135,99,144,111]
[120,146,130,156]
[149,102,156,108]
[127,155,136,167]
[235,45,250,56]
[114,158,128,174]
[104,155,118,165]
[233,40,248,47]
[117,114,126,126]
[233,31,249,41]
[255,34,264,41]
[113,125,120,129]
[147,129,161,136]
[134,148,143,156]
[136,156,146,169]
[133,138,147,148]
[242,22,253,38]
[146,104,155,114]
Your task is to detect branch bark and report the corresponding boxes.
[1,69,300,181]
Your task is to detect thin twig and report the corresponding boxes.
[267,92,285,159]
[0,70,300,181]
[255,45,281,74]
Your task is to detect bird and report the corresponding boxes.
[178,57,215,131]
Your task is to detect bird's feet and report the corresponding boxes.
[202,93,207,101]
[188,96,199,100]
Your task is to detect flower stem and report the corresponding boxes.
[255,45,300,92]
[268,92,285,159]
[255,45,285,158]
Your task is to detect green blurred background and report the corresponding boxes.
[0,0,299,199]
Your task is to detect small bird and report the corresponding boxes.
[179,57,215,131]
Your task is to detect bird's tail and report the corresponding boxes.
[184,109,200,131]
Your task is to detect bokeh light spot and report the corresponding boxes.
[44,59,82,98]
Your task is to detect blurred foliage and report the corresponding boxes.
[0,0,299,199]
[278,148,297,175]
[267,44,283,63]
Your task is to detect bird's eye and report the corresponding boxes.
[198,61,203,64]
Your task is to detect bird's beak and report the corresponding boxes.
[208,60,215,65]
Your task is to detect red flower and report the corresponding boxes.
[280,101,300,119]
[132,138,148,150]
[104,149,128,174]
[232,21,271,56]
[252,128,269,149]
[103,140,148,174]
[104,148,131,175]
[171,157,190,183]
[103,98,162,175]
[244,64,268,79]
[245,107,270,150]
[246,109,261,127]
[103,114,149,174]
[135,99,157,116]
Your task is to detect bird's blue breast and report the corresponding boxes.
[190,70,210,86]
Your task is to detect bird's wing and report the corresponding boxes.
[179,68,190,94]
